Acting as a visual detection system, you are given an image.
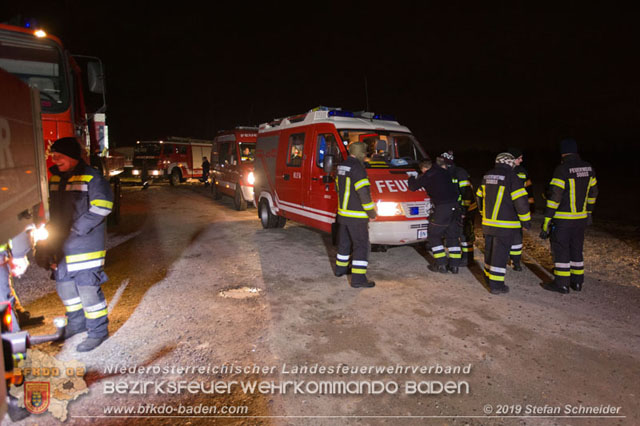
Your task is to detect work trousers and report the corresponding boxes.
[427,203,462,267]
[483,232,516,291]
[0,255,19,331]
[550,222,586,288]
[336,220,370,285]
[55,260,109,339]
[510,230,523,267]
[460,214,476,266]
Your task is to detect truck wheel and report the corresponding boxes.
[259,199,277,229]
[107,177,121,226]
[276,216,287,228]
[211,181,222,200]
[234,187,247,211]
[170,169,181,186]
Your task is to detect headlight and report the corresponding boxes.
[152,170,159,176]
[247,171,255,185]
[376,201,403,216]
[132,169,140,176]
[32,224,49,242]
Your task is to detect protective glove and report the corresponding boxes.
[539,229,550,239]
[367,209,377,220]
[540,217,552,239]
[9,256,29,277]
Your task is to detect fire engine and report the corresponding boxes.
[254,106,432,247]
[210,127,257,210]
[130,137,212,186]
[0,23,123,223]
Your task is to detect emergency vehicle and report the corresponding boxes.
[210,127,257,210]
[254,107,432,246]
[0,23,124,223]
[130,137,212,185]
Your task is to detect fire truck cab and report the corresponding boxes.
[130,137,212,185]
[210,127,257,210]
[254,107,432,246]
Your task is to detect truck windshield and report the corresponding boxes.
[239,143,255,162]
[134,144,161,156]
[0,30,70,113]
[338,130,427,169]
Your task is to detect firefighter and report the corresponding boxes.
[46,137,113,352]
[436,151,478,267]
[506,147,535,271]
[476,153,531,294]
[408,158,461,273]
[201,156,210,186]
[540,139,597,293]
[335,142,377,288]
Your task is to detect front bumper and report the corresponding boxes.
[369,219,429,245]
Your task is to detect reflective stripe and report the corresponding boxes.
[362,202,375,210]
[550,178,565,189]
[553,211,588,219]
[587,198,596,204]
[91,199,114,209]
[569,179,576,213]
[489,265,506,273]
[570,261,584,267]
[554,270,571,277]
[351,268,367,274]
[354,178,370,190]
[517,173,527,179]
[462,247,473,252]
[510,250,522,255]
[352,260,368,267]
[518,212,531,221]
[484,270,505,282]
[49,184,59,191]
[431,245,444,251]
[433,252,446,258]
[476,187,483,198]
[90,206,111,216]
[337,254,350,261]
[511,188,527,200]
[85,308,108,319]
[13,353,25,361]
[448,247,461,252]
[63,297,82,306]
[50,175,61,182]
[449,253,462,259]
[491,186,505,220]
[468,202,478,211]
[337,209,368,218]
[511,244,523,250]
[66,303,83,312]
[482,218,521,228]
[342,177,351,211]
[336,260,349,267]
[571,270,584,275]
[589,177,597,187]
[555,262,571,268]
[69,175,94,183]
[546,200,560,209]
[85,301,107,312]
[66,250,106,264]
[459,180,471,187]
[67,259,105,272]
[66,183,88,191]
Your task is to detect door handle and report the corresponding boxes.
[311,177,319,181]
[283,174,290,181]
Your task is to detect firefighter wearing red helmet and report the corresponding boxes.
[334,142,377,288]
[45,137,113,352]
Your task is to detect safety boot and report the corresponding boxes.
[428,264,448,274]
[77,336,107,352]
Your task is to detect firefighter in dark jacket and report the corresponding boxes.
[436,151,478,266]
[540,139,598,294]
[408,158,462,273]
[46,137,113,352]
[506,147,535,271]
[335,142,377,288]
[476,153,531,294]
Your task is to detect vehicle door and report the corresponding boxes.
[304,125,343,233]
[274,128,309,224]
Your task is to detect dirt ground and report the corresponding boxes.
[5,182,639,425]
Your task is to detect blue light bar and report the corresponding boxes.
[328,110,355,118]
[410,206,419,215]
[373,113,396,121]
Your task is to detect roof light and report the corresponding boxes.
[373,113,396,121]
[328,110,354,118]
[34,30,47,38]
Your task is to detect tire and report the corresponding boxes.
[107,177,121,226]
[276,215,287,228]
[170,169,181,186]
[211,180,222,200]
[259,199,278,229]
[234,186,247,211]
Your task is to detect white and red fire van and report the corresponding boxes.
[254,107,432,246]
[129,137,212,185]
[210,127,257,210]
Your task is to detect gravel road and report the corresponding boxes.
[5,183,639,425]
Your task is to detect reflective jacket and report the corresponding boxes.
[49,161,113,273]
[476,163,531,236]
[336,156,376,223]
[543,154,597,224]
[448,164,477,214]
[513,164,535,206]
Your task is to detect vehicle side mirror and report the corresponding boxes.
[87,62,105,94]
[323,154,334,174]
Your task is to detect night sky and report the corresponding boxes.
[2,2,638,155]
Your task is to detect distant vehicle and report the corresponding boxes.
[0,23,124,223]
[254,106,432,247]
[210,127,257,210]
[128,137,212,186]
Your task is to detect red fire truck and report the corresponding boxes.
[129,137,212,186]
[254,107,432,248]
[210,127,257,210]
[0,23,123,223]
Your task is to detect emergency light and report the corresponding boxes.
[373,113,396,121]
[328,110,355,118]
